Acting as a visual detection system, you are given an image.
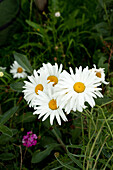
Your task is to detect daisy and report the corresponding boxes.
[23,70,47,107]
[10,61,27,78]
[91,64,109,84]
[33,84,68,125]
[54,66,103,114]
[55,11,61,17]
[37,63,63,86]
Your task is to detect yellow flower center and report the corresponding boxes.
[96,72,101,78]
[73,82,85,93]
[47,75,58,86]
[17,67,23,73]
[49,99,57,110]
[35,84,43,95]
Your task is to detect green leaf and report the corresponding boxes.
[13,52,33,73]
[26,20,44,35]
[79,44,91,58]
[95,97,112,106]
[16,112,37,123]
[10,82,24,92]
[41,136,57,147]
[66,145,85,150]
[19,42,44,49]
[32,143,60,163]
[67,152,83,169]
[104,37,113,41]
[0,134,11,145]
[0,124,13,137]
[98,56,108,74]
[0,106,19,125]
[26,20,50,46]
[52,127,62,139]
[0,153,15,160]
[55,156,79,170]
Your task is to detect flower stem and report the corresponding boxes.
[52,128,66,152]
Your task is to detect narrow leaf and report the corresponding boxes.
[32,143,60,163]
[0,124,13,137]
[0,153,15,160]
[67,152,83,169]
[26,20,44,35]
[16,112,37,123]
[10,82,24,92]
[13,52,32,73]
[55,156,79,170]
[0,106,19,125]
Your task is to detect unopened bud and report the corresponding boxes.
[21,128,24,132]
[54,152,59,157]
[0,72,4,77]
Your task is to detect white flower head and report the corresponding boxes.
[0,72,4,77]
[0,67,6,71]
[38,63,63,86]
[91,64,109,85]
[23,70,48,107]
[33,84,68,125]
[10,61,27,79]
[55,11,60,17]
[54,66,103,114]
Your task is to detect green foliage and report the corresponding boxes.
[0,106,19,125]
[0,153,15,160]
[32,143,60,163]
[10,82,25,92]
[0,124,13,137]
[13,52,33,73]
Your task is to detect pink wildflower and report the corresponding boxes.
[22,131,37,147]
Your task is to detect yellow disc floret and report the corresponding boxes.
[47,75,58,86]
[49,99,57,110]
[73,82,85,93]
[17,67,23,73]
[96,72,101,78]
[35,84,43,95]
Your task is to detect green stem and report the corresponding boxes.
[52,128,66,152]
[96,105,113,140]
[86,120,105,170]
[92,135,109,170]
[101,100,113,107]
[83,108,97,170]
[103,152,113,170]
[84,109,96,130]
[81,115,85,147]
[81,115,85,163]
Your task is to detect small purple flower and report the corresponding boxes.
[22,131,37,147]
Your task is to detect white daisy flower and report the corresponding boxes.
[33,85,68,125]
[54,66,103,114]
[55,11,60,17]
[10,61,27,78]
[38,63,63,86]
[23,70,47,107]
[91,64,109,85]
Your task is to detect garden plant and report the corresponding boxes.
[0,0,113,169]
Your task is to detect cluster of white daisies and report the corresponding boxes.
[10,61,109,125]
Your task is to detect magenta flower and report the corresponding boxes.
[22,131,37,147]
